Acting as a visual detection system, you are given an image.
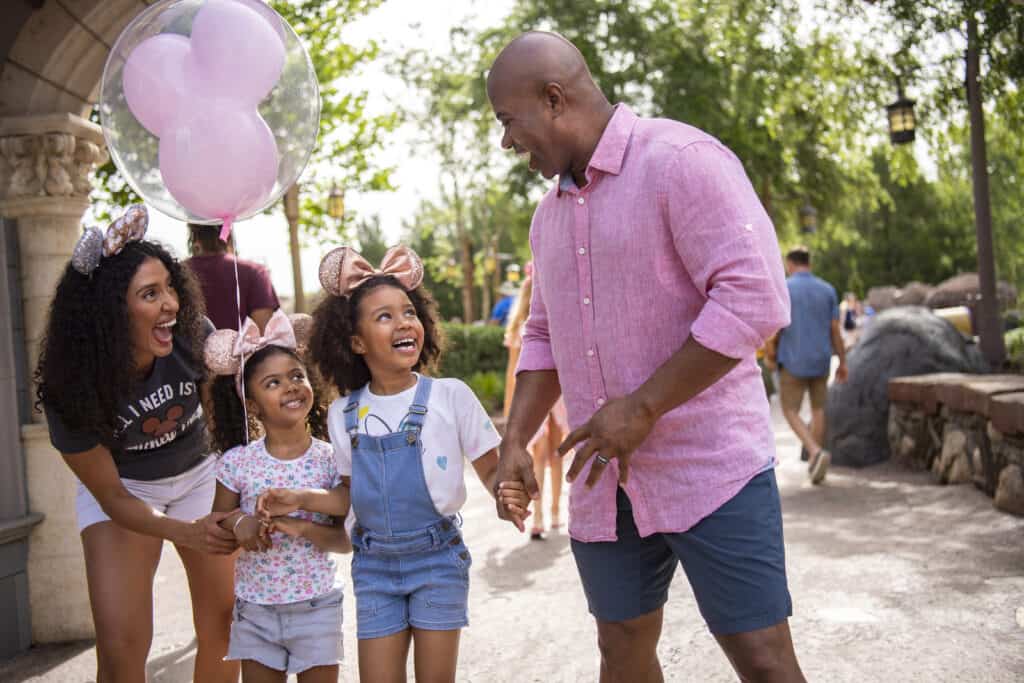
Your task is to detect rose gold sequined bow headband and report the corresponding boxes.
[318,244,425,298]
[205,309,313,396]
[71,204,148,275]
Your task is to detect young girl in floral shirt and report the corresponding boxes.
[206,309,349,683]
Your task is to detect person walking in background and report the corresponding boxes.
[770,246,848,485]
[185,223,280,332]
[503,268,568,539]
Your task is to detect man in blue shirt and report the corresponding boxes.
[771,246,848,484]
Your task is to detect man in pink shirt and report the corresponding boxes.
[489,33,805,681]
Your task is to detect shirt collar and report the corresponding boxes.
[557,103,638,195]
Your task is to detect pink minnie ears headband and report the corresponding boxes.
[204,309,313,395]
[71,204,149,275]
[318,244,424,298]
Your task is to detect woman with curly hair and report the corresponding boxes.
[35,206,238,682]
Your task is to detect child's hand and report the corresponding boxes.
[267,515,308,539]
[234,514,271,552]
[256,488,303,521]
[497,480,533,529]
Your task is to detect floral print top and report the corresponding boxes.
[217,437,342,604]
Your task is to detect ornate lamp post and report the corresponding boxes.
[799,203,818,234]
[886,83,916,145]
[327,183,345,221]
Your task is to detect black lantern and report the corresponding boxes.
[327,184,345,220]
[886,88,916,145]
[799,202,818,234]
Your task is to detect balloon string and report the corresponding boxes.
[229,229,249,445]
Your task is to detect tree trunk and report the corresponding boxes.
[451,174,474,323]
[283,184,305,314]
[966,14,1006,368]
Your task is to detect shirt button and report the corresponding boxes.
[578,247,586,255]
[583,297,591,305]
[577,197,585,205]
[587,349,595,357]
[597,398,606,406]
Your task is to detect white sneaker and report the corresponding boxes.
[809,449,831,485]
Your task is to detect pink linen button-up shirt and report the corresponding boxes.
[518,104,791,542]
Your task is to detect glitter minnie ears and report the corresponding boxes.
[318,244,424,298]
[71,204,149,275]
[204,309,313,395]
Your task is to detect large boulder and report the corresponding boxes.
[825,306,987,467]
[866,285,899,311]
[924,272,1017,310]
[894,281,934,307]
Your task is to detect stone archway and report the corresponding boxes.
[0,0,152,652]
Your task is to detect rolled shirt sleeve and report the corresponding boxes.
[664,141,790,359]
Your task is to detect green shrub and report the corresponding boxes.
[465,371,506,415]
[439,323,508,379]
[1006,328,1024,369]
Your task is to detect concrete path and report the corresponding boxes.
[4,400,1023,681]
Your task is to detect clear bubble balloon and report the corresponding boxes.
[100,0,320,228]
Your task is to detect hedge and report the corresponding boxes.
[439,323,508,414]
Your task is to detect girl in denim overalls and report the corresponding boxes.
[256,245,531,682]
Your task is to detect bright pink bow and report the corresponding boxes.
[318,244,424,298]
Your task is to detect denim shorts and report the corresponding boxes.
[571,469,792,635]
[351,518,471,639]
[226,587,344,674]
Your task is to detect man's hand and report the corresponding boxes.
[494,441,539,532]
[255,488,303,521]
[560,394,658,488]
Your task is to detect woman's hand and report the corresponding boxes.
[180,509,240,555]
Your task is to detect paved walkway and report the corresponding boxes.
[4,400,1024,681]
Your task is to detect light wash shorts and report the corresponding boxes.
[226,587,344,674]
[351,518,471,640]
[75,454,217,532]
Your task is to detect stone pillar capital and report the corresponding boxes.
[0,113,108,218]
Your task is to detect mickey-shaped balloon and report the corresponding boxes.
[100,0,320,238]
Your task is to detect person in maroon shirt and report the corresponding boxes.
[185,223,280,332]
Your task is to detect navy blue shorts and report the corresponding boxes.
[571,469,792,635]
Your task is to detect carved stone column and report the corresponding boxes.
[0,112,107,644]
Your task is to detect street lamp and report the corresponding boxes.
[327,184,345,221]
[799,203,818,234]
[886,85,916,145]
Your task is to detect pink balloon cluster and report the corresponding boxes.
[123,0,284,227]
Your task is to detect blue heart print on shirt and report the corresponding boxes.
[436,455,448,471]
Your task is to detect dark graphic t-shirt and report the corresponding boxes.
[46,333,211,481]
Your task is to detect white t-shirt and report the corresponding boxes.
[327,375,501,529]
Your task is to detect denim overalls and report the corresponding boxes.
[344,376,472,639]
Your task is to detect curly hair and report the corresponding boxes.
[35,240,206,449]
[207,345,329,453]
[310,275,445,394]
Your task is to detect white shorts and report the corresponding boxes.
[76,455,218,532]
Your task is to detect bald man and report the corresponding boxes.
[489,32,805,682]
